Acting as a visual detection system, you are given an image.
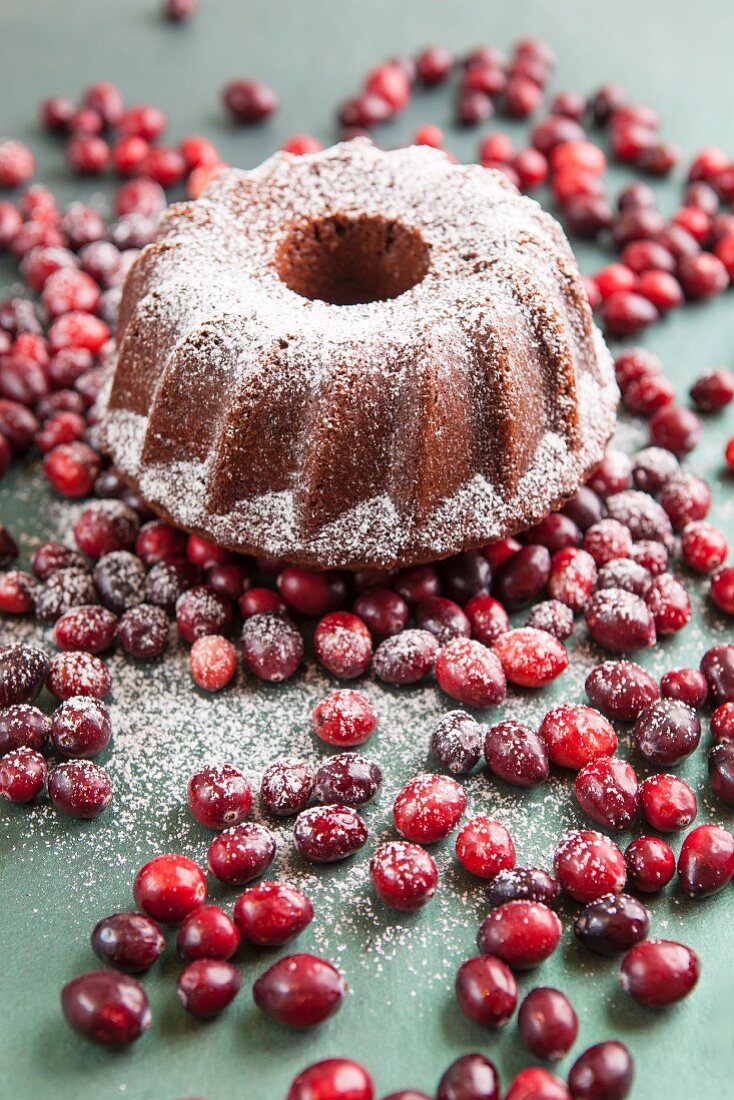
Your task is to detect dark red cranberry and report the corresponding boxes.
[431,710,482,775]
[416,45,454,84]
[477,900,561,969]
[484,719,548,787]
[624,835,675,893]
[35,568,97,623]
[313,753,381,806]
[91,912,165,972]
[48,760,112,818]
[207,562,250,603]
[286,1060,374,1100]
[187,763,252,829]
[277,566,346,617]
[241,612,303,682]
[0,644,49,706]
[353,587,408,638]
[0,704,50,754]
[373,629,438,685]
[689,367,734,411]
[568,1041,634,1100]
[393,773,466,843]
[575,758,639,830]
[294,804,367,863]
[133,854,206,923]
[701,644,734,704]
[456,816,515,879]
[525,600,574,640]
[605,490,674,547]
[602,291,658,336]
[53,605,118,654]
[554,830,626,903]
[73,501,139,560]
[176,904,240,961]
[494,545,551,608]
[518,986,578,1061]
[596,560,651,598]
[621,940,699,1007]
[540,704,617,769]
[437,1054,500,1100]
[708,742,734,804]
[119,603,170,659]
[649,405,701,454]
[584,661,658,721]
[394,564,442,606]
[207,822,275,885]
[464,594,510,645]
[633,699,701,766]
[177,958,240,1018]
[438,550,492,603]
[260,758,313,817]
[677,823,734,897]
[135,520,187,565]
[640,773,697,832]
[574,892,650,956]
[222,78,278,123]
[0,746,46,802]
[254,953,345,1029]
[175,585,232,643]
[51,696,111,758]
[678,252,728,298]
[61,971,151,1047]
[455,955,517,1028]
[486,867,560,909]
[92,551,146,614]
[239,586,286,618]
[660,667,708,708]
[585,589,656,654]
[416,597,470,645]
[233,881,313,946]
[629,540,668,575]
[562,487,605,530]
[314,610,372,678]
[370,841,438,912]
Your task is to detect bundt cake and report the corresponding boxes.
[98,139,618,570]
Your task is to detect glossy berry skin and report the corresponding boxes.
[455,817,516,879]
[574,893,650,956]
[505,1067,570,1100]
[486,867,560,910]
[660,667,709,708]
[278,566,346,616]
[633,700,701,766]
[91,912,165,973]
[260,758,314,816]
[701,644,734,704]
[711,566,734,615]
[393,773,467,843]
[477,901,562,969]
[207,822,276,885]
[233,881,313,946]
[568,1041,634,1100]
[640,773,697,832]
[51,697,111,758]
[465,594,510,646]
[0,747,46,802]
[585,589,656,653]
[353,587,409,638]
[286,1059,374,1100]
[294,804,367,863]
[575,757,639,830]
[708,743,734,804]
[312,689,378,747]
[176,585,232,643]
[437,1054,500,1100]
[416,596,471,644]
[540,705,617,770]
[621,940,699,1007]
[484,720,549,788]
[222,79,279,124]
[677,823,734,897]
[431,710,483,775]
[435,637,507,707]
[48,760,112,818]
[624,835,676,893]
[455,955,517,1028]
[133,854,206,923]
[584,661,659,720]
[370,841,438,912]
[187,763,252,829]
[177,959,241,1018]
[517,986,578,1061]
[176,905,240,961]
[61,971,151,1048]
[0,704,50,754]
[253,953,346,1028]
[554,831,627,903]
[313,753,381,806]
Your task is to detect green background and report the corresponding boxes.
[1,2,734,1098]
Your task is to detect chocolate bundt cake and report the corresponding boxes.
[99,139,617,569]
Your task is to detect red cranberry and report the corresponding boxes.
[313,610,372,678]
[51,696,111,758]
[547,547,597,610]
[260,758,313,817]
[91,912,165,973]
[48,760,112,818]
[53,605,118,654]
[369,841,438,912]
[313,753,381,806]
[505,1068,570,1100]
[525,600,574,640]
[118,603,169,659]
[294,802,367,862]
[436,637,507,707]
[431,710,482,775]
[540,704,617,770]
[177,958,240,1018]
[455,955,517,1029]
[690,367,734,411]
[582,521,631,568]
[634,699,701,766]
[0,704,49,754]
[0,644,49,706]
[484,719,548,787]
[207,822,275,885]
[74,500,140,560]
[415,597,470,645]
[286,1059,374,1100]
[613,347,661,388]
[353,587,408,638]
[711,566,734,615]
[701,644,734,703]
[133,854,206,923]
[524,514,581,553]
[574,892,650,956]
[254,953,345,1029]
[222,79,278,122]
[678,252,728,298]
[311,688,377,747]
[677,822,734,897]
[621,940,699,1007]
[135,520,187,565]
[373,629,438,684]
[584,660,658,721]
[681,521,728,573]
[207,562,250,602]
[575,758,639,830]
[276,566,345,616]
[464,594,510,645]
[708,742,734,804]
[393,773,466,843]
[43,441,100,498]
[187,763,252,829]
[0,570,34,615]
[585,589,656,653]
[437,1055,500,1100]
[0,141,35,187]
[456,816,515,879]
[393,564,442,605]
[601,291,658,336]
[640,773,697,832]
[644,574,691,636]
[241,612,303,682]
[31,542,86,582]
[239,586,286,618]
[660,667,708,708]
[629,540,668,575]
[622,371,675,415]
[554,830,626,903]
[233,881,313,946]
[477,900,562,969]
[438,550,492,603]
[416,45,453,84]
[660,472,711,530]
[0,746,46,802]
[494,545,551,608]
[518,986,578,1061]
[61,971,150,1047]
[493,628,568,689]
[624,835,675,893]
[176,585,232,643]
[189,634,237,692]
[712,702,734,742]
[568,1041,634,1100]
[176,904,240,961]
[649,405,701,454]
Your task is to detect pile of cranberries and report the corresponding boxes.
[1,28,734,1100]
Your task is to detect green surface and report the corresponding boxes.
[1,2,734,1098]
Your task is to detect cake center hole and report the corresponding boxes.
[276,214,430,306]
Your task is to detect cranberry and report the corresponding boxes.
[582,521,631,568]
[505,1068,570,1100]
[437,1055,500,1100]
[312,610,372,678]
[393,773,466,843]
[436,637,507,707]
[0,644,49,707]
[43,441,100,498]
[353,587,408,638]
[414,597,469,646]
[35,568,97,623]
[649,405,701,455]
[287,1059,374,1100]
[369,841,438,912]
[118,603,170,659]
[464,594,510,645]
[708,742,734,804]
[621,940,699,1007]
[540,704,617,770]
[455,955,517,1029]
[660,472,711,530]
[585,589,656,654]
[187,764,252,829]
[0,704,49,755]
[431,710,482,775]
[701,644,734,703]
[175,585,232,644]
[629,540,668,575]
[295,801,367,863]
[690,367,734,411]
[525,600,574,640]
[633,699,701,766]
[135,520,186,565]
[393,565,441,606]
[239,586,287,618]
[312,689,377,747]
[644,574,691,637]
[260,758,313,817]
[48,760,112,818]
[416,45,453,84]
[660,667,708,708]
[624,835,675,893]
[133,854,206,923]
[623,371,676,414]
[51,696,111,758]
[575,892,650,958]
[477,900,561,970]
[568,1041,634,1100]
[438,551,492,603]
[254,952,345,1029]
[373,629,439,685]
[163,0,199,21]
[177,958,241,1018]
[712,701,734,742]
[188,634,237,692]
[493,628,568,689]
[605,491,674,547]
[584,661,658,722]
[0,570,34,615]
[241,612,303,682]
[91,552,146,615]
[0,140,35,188]
[145,560,202,613]
[711,567,734,615]
[53,605,118,654]
[561,489,604,532]
[174,905,240,962]
[74,501,140,560]
[548,547,597,610]
[517,986,578,1061]
[494,545,551,608]
[455,816,515,879]
[233,881,313,946]
[554,830,626,903]
[91,912,165,973]
[313,753,381,806]
[206,822,275,886]
[596,560,651,599]
[486,867,560,909]
[681,521,727,574]
[276,566,345,616]
[484,719,548,787]
[574,757,639,831]
[0,746,46,802]
[677,822,734,897]
[678,251,729,298]
[61,971,150,1047]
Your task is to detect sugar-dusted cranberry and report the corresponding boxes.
[51,695,111,758]
[630,446,678,494]
[456,816,515,880]
[145,560,202,613]
[649,405,701,454]
[582,521,631,568]
[660,667,708,709]
[48,759,112,818]
[61,971,150,1048]
[605,490,674,547]
[177,958,241,1018]
[92,551,146,614]
[660,472,711,531]
[613,347,661,387]
[260,758,313,817]
[436,637,507,707]
[690,367,734,411]
[639,773,697,832]
[233,880,313,946]
[393,773,466,843]
[0,746,46,803]
[207,822,275,886]
[517,986,578,1062]
[477,900,562,969]
[91,912,165,973]
[584,660,658,720]
[353,587,408,638]
[525,600,574,640]
[596,559,651,599]
[711,566,734,615]
[568,1041,634,1100]
[681,522,728,574]
[415,597,470,645]
[369,840,438,912]
[644,574,691,636]
[464,594,510,645]
[455,955,517,1029]
[486,867,560,909]
[74,500,140,560]
[53,605,118,654]
[621,940,699,1007]
[43,441,101,498]
[118,603,169,660]
[133,854,206,923]
[313,611,372,678]
[312,688,377,747]
[176,904,240,962]
[494,545,551,608]
[286,1059,374,1100]
[313,753,381,806]
[540,704,617,770]
[585,589,656,654]
[241,612,303,682]
[0,643,49,707]
[548,547,597,610]
[484,719,548,788]
[587,452,633,499]
[712,701,734,742]
[373,629,439,685]
[624,835,675,893]
[431,710,482,775]
[622,370,675,415]
[117,103,167,141]
[677,822,734,897]
[254,952,345,1029]
[493,628,568,689]
[575,758,639,831]
[554,830,626,903]
[0,704,49,755]
[574,892,650,956]
[187,763,252,829]
[701,644,734,704]
[34,568,96,624]
[0,570,36,615]
[176,585,233,643]
[294,803,367,863]
[633,699,701,766]
[189,634,237,692]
